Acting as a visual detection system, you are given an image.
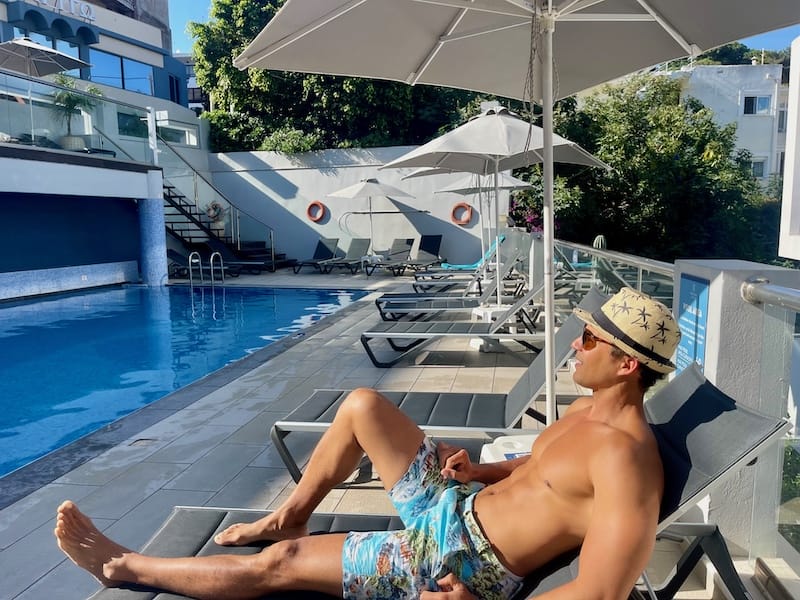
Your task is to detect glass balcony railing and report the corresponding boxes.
[554,239,675,309]
[0,68,275,259]
[0,69,147,158]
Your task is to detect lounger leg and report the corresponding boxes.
[361,335,435,368]
[271,424,304,483]
[652,524,751,600]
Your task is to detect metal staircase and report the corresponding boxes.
[163,183,228,245]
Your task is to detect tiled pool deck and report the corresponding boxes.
[0,270,756,599]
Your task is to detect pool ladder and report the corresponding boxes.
[187,251,226,289]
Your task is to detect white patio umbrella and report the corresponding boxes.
[381,107,609,306]
[328,178,413,253]
[234,0,800,424]
[0,37,90,140]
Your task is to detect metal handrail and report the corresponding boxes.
[556,239,674,276]
[188,251,203,286]
[209,252,225,286]
[741,279,800,312]
[157,135,273,238]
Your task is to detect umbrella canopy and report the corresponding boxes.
[328,178,413,252]
[382,107,610,174]
[234,1,799,103]
[235,0,800,425]
[436,173,532,195]
[0,37,89,77]
[328,178,413,200]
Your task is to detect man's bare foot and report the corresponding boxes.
[214,513,308,546]
[54,501,131,587]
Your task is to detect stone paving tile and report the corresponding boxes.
[206,466,293,509]
[1,513,113,600]
[15,558,103,600]
[164,443,264,492]
[144,424,238,464]
[75,461,190,520]
[0,482,96,550]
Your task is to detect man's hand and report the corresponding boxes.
[420,574,477,599]
[436,442,475,483]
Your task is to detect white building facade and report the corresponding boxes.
[673,63,788,182]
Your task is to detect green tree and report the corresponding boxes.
[513,74,769,263]
[190,0,478,151]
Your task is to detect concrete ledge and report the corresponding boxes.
[0,261,139,300]
[754,558,800,600]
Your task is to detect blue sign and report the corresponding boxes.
[676,274,710,374]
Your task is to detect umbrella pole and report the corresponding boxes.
[494,166,502,307]
[369,196,374,254]
[28,80,34,141]
[542,9,557,425]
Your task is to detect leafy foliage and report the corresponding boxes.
[49,73,103,136]
[509,75,773,263]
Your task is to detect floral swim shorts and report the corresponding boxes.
[341,437,523,600]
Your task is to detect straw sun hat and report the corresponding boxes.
[574,288,681,373]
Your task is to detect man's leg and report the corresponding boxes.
[56,501,347,599]
[216,387,426,545]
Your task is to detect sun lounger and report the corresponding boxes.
[292,238,340,274]
[88,359,789,600]
[377,235,533,320]
[363,238,414,276]
[318,238,371,274]
[423,234,505,273]
[361,279,548,367]
[402,234,444,271]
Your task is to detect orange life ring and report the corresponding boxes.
[450,202,473,226]
[306,200,327,222]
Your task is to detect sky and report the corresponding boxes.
[168,2,212,54]
[168,4,800,56]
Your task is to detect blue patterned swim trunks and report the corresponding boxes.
[341,437,524,600]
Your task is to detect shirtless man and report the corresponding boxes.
[55,288,680,600]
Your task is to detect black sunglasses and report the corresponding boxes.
[581,327,613,351]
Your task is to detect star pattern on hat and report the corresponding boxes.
[651,320,670,345]
[609,298,632,317]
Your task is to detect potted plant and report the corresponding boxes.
[49,73,103,150]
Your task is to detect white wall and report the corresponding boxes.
[208,148,503,264]
[779,37,800,260]
[677,64,786,177]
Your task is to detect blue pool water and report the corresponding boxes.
[0,285,367,477]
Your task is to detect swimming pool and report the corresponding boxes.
[0,285,367,477]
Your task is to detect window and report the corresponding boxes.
[117,111,148,138]
[157,123,199,146]
[779,109,787,133]
[779,152,785,177]
[748,159,766,178]
[89,50,153,96]
[744,95,771,115]
[89,49,122,88]
[122,58,153,95]
[169,75,180,104]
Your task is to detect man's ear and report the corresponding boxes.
[618,354,640,376]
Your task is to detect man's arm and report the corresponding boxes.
[535,437,662,600]
[437,441,529,484]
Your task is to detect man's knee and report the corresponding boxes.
[341,387,394,420]
[255,539,302,584]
